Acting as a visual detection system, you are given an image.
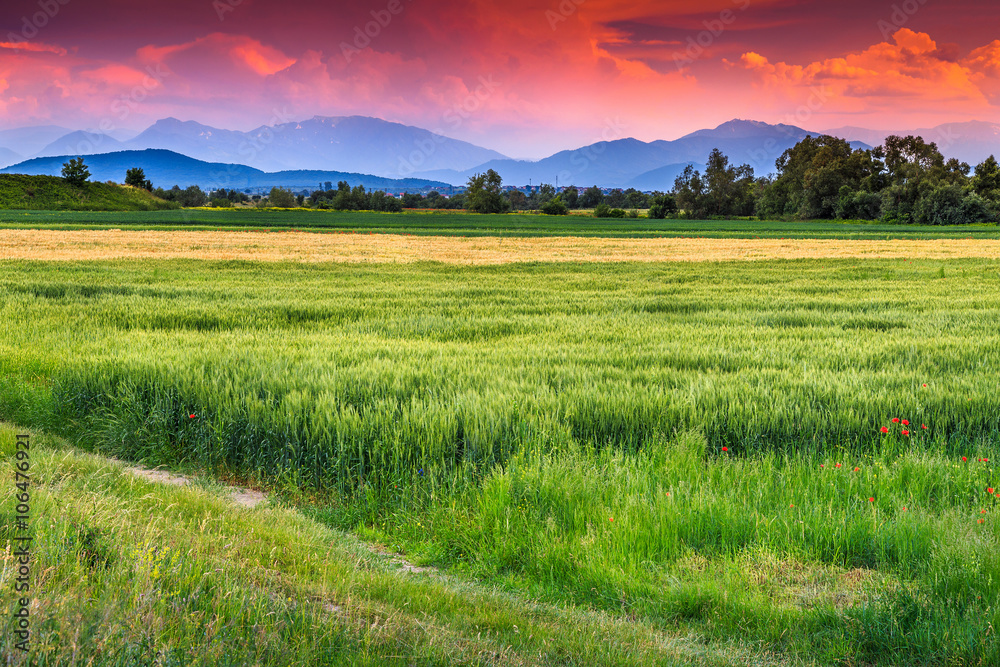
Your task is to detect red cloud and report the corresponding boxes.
[738,29,994,124]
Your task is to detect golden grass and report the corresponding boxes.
[2,229,1000,263]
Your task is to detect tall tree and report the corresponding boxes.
[268,187,297,208]
[579,186,604,208]
[466,169,508,214]
[971,156,1000,201]
[125,167,152,191]
[61,158,90,187]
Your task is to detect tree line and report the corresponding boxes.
[58,133,1000,224]
[672,135,999,224]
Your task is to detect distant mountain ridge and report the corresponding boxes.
[2,116,998,191]
[412,120,872,189]
[822,120,1000,167]
[0,149,450,192]
[25,116,509,177]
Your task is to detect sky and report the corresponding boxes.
[1,0,999,158]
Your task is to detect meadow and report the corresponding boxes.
[3,207,1000,239]
[2,229,1000,664]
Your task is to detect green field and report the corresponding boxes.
[2,207,1000,239]
[2,228,1000,664]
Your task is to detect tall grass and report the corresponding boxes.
[2,259,995,490]
[2,257,1000,664]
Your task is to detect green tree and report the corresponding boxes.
[466,169,508,214]
[178,185,208,207]
[647,193,678,219]
[506,190,529,211]
[61,158,90,187]
[580,186,603,208]
[540,195,569,215]
[562,186,579,208]
[674,165,706,218]
[268,187,297,208]
[125,167,152,191]
[971,156,1000,201]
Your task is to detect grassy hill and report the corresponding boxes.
[0,174,178,211]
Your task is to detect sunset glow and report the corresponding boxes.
[2,0,998,156]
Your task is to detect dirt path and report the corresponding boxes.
[116,459,266,509]
[3,229,1000,263]
[117,459,439,575]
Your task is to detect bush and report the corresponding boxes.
[915,185,967,225]
[961,193,995,223]
[836,189,882,221]
[540,195,569,216]
[647,194,678,220]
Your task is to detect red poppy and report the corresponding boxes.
[609,517,614,522]
[854,467,860,472]
[820,464,825,468]
[892,418,900,424]
[979,519,985,524]
[880,427,889,434]
[722,447,729,452]
[902,507,908,511]
[902,430,910,436]
[982,510,987,514]
[988,488,995,494]
[835,463,842,468]
[921,424,928,429]
[189,414,196,419]
[922,384,927,388]
[902,420,910,426]
[868,497,875,502]
[962,457,968,462]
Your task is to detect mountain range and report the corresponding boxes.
[0,149,450,192]
[25,116,507,177]
[1,116,998,191]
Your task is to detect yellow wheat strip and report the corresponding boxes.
[2,229,1000,264]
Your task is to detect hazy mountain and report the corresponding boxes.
[35,131,126,158]
[823,121,1000,165]
[419,120,870,188]
[119,116,508,176]
[0,125,71,157]
[127,118,253,166]
[1,149,450,192]
[822,126,892,148]
[625,163,699,192]
[0,147,23,169]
